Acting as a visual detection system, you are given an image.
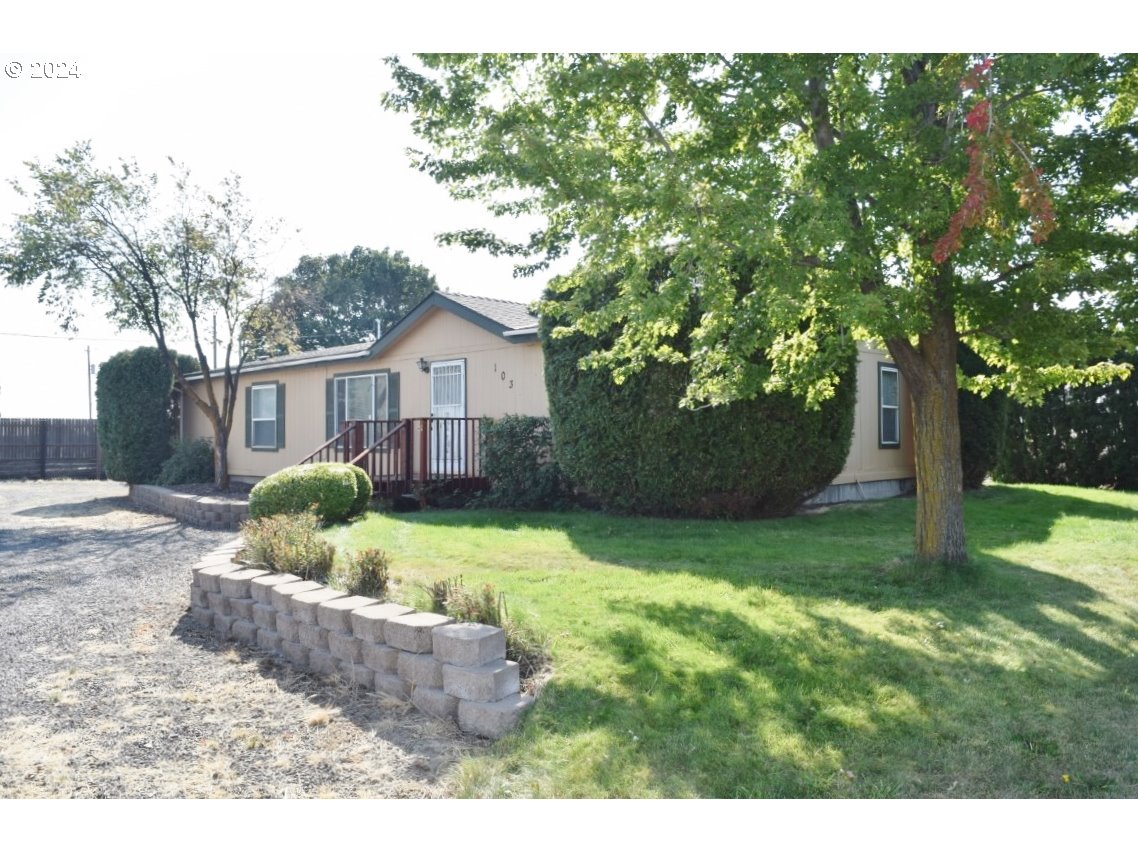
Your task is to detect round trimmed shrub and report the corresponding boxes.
[539,283,856,519]
[248,462,359,523]
[346,464,373,517]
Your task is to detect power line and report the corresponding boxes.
[0,330,155,344]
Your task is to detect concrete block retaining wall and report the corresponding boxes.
[188,541,534,739]
[131,484,249,530]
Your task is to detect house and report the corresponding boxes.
[181,290,915,502]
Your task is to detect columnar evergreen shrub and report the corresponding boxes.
[248,462,361,523]
[540,287,857,519]
[96,347,184,484]
[479,415,572,509]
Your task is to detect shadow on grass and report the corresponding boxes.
[390,486,1138,797]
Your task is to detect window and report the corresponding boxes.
[247,382,284,450]
[334,373,388,427]
[879,364,900,448]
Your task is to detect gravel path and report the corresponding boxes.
[0,480,480,798]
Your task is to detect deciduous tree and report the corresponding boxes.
[0,143,290,489]
[385,53,1138,563]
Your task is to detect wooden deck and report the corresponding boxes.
[298,418,487,496]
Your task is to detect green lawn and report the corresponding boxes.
[323,483,1138,798]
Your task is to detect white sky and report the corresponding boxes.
[0,5,1118,418]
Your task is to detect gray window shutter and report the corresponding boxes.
[325,379,334,439]
[388,372,400,420]
[276,384,286,448]
[244,385,252,447]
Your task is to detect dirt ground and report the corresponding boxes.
[0,480,483,798]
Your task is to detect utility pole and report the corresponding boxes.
[86,346,93,420]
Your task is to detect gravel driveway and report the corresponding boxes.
[0,480,478,798]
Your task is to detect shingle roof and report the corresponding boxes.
[188,291,538,379]
[440,292,538,331]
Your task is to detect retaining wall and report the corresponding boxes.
[131,484,249,530]
[188,541,534,739]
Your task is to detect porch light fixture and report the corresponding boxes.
[417,357,431,373]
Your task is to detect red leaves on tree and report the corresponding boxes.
[933,58,1057,265]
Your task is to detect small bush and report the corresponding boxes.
[335,547,390,599]
[478,415,572,510]
[248,462,359,523]
[346,465,373,517]
[238,511,336,582]
[156,438,214,485]
[426,576,550,684]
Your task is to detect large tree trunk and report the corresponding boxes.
[888,309,968,564]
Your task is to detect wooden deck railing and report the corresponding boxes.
[298,417,485,495]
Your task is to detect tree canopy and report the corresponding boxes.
[264,246,437,354]
[0,143,289,488]
[385,53,1138,563]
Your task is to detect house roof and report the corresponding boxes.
[186,290,538,380]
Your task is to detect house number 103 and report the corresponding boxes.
[493,364,514,389]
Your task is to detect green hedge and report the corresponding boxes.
[539,289,857,519]
[995,351,1137,490]
[248,462,362,523]
[479,415,572,509]
[156,438,215,485]
[96,347,185,484]
[958,344,1008,490]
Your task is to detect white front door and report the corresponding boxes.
[430,360,466,474]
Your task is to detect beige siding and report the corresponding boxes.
[184,305,547,480]
[185,308,915,488]
[831,343,916,485]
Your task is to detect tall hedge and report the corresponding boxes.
[539,291,857,519]
[994,351,1138,490]
[958,343,1008,490]
[96,347,185,484]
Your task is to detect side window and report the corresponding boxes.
[879,364,900,448]
[248,382,284,450]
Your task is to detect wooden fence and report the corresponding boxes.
[0,418,103,480]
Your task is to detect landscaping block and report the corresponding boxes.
[328,632,363,664]
[190,586,209,609]
[257,629,283,655]
[350,603,415,644]
[432,623,507,667]
[291,587,348,625]
[397,651,444,689]
[194,564,234,594]
[275,612,300,643]
[340,661,375,689]
[206,592,228,616]
[228,597,254,622]
[307,649,338,676]
[457,694,535,739]
[282,641,309,668]
[442,660,520,703]
[191,606,213,627]
[373,671,410,700]
[316,595,379,633]
[250,572,302,605]
[298,623,330,651]
[252,603,276,632]
[384,612,454,654]
[412,685,459,721]
[362,642,399,673]
[270,580,323,612]
[231,619,258,645]
[213,613,235,640]
[192,553,236,572]
[219,568,271,599]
